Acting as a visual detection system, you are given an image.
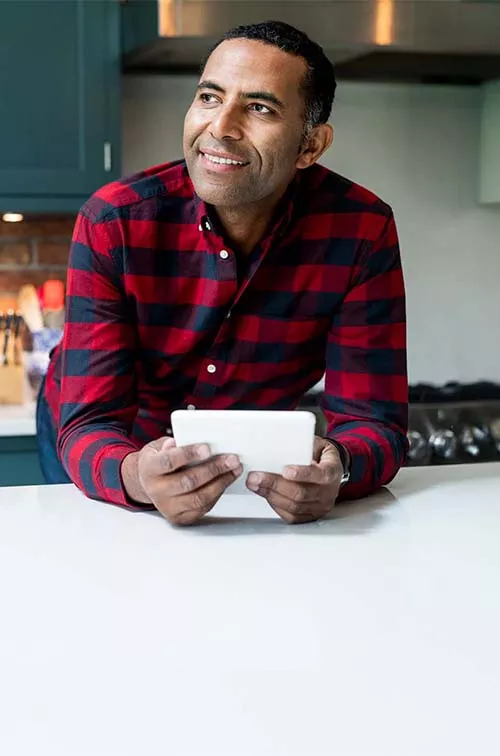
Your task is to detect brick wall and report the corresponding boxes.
[0,216,75,296]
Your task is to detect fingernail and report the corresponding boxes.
[284,467,297,479]
[224,454,240,470]
[195,444,211,458]
[247,473,262,486]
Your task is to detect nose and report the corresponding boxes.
[209,102,243,142]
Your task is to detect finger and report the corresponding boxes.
[247,472,319,503]
[164,454,241,496]
[313,436,342,462]
[272,505,325,525]
[145,436,176,454]
[282,460,340,486]
[263,491,328,524]
[170,466,243,526]
[147,442,212,477]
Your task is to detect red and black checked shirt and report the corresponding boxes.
[45,159,408,506]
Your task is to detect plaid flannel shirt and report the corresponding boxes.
[45,159,408,505]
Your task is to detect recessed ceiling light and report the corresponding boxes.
[2,213,24,223]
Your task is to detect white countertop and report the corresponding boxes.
[1,463,499,756]
[0,401,36,436]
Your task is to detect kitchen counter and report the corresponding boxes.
[0,463,499,755]
[0,401,36,436]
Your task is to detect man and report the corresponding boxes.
[38,20,408,525]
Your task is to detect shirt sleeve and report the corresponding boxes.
[320,211,409,501]
[57,210,143,506]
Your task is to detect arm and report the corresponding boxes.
[57,210,142,505]
[320,211,408,501]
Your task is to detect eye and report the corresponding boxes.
[198,92,219,104]
[249,103,274,115]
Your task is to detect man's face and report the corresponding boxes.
[183,39,309,208]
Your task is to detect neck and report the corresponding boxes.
[213,181,293,256]
[215,204,274,256]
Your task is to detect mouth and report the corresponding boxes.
[199,150,249,173]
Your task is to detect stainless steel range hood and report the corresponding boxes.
[122,0,500,83]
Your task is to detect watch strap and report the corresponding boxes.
[326,439,351,484]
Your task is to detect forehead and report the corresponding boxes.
[201,39,307,104]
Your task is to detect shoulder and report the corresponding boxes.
[78,159,192,226]
[298,163,395,238]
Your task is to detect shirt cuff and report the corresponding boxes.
[324,438,351,478]
[93,442,154,509]
[325,432,369,488]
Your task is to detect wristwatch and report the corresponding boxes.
[326,439,351,485]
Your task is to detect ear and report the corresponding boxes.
[296,123,334,170]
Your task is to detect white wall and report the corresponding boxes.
[123,76,500,384]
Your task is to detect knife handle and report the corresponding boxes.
[2,309,14,366]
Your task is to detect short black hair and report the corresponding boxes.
[201,20,337,129]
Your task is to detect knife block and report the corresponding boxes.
[0,365,24,404]
[0,338,25,404]
[0,364,24,404]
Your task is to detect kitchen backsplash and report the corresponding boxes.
[0,217,74,295]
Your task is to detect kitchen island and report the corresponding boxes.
[0,402,43,486]
[0,401,36,437]
[0,463,499,755]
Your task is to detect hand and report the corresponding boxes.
[122,437,243,526]
[245,436,343,524]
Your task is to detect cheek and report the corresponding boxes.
[261,137,301,173]
[184,109,209,141]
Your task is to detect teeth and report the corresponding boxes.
[204,153,245,166]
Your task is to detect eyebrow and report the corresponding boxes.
[196,80,285,110]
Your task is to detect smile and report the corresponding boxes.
[200,152,249,171]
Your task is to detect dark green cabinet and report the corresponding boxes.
[0,436,44,487]
[0,0,121,212]
[479,80,500,204]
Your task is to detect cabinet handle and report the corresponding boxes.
[104,142,112,173]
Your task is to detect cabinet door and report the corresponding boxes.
[0,0,120,199]
[479,80,500,204]
[0,437,45,487]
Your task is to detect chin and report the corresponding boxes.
[191,180,244,207]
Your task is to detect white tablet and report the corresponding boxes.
[171,409,316,495]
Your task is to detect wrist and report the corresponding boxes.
[325,439,351,484]
[120,451,152,505]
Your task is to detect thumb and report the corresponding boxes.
[146,436,176,454]
[142,436,177,477]
[161,437,177,452]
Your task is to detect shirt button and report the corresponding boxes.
[187,404,196,410]
[198,224,203,232]
[205,219,212,231]
[219,249,229,260]
[207,364,216,374]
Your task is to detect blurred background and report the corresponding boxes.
[1,0,500,484]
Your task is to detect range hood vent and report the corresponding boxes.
[122,0,500,83]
